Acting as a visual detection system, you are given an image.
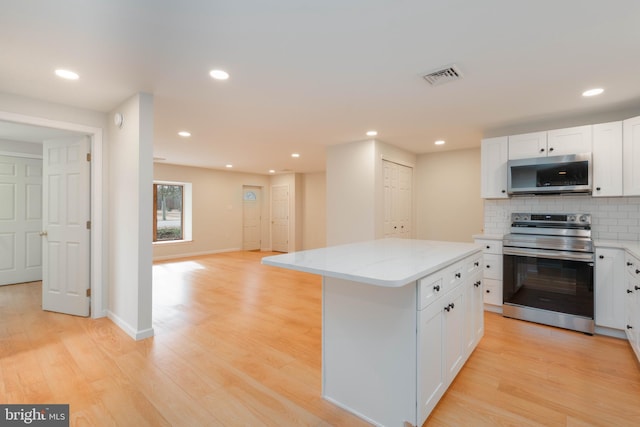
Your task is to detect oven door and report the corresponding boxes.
[503,247,594,319]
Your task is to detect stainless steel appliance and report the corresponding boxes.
[502,213,594,334]
[507,153,592,195]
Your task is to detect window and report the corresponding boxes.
[153,181,192,243]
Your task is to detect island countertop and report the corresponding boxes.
[261,238,482,287]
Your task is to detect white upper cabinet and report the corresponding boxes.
[593,121,623,197]
[507,131,547,159]
[480,137,508,198]
[547,125,593,156]
[623,116,640,196]
[508,125,592,160]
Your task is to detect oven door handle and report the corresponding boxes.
[503,246,594,262]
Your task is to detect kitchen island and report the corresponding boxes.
[262,238,484,427]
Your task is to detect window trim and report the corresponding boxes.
[153,180,192,244]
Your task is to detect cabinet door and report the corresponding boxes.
[625,275,638,350]
[595,248,625,329]
[547,125,592,156]
[443,286,465,382]
[623,115,640,196]
[417,301,445,424]
[464,273,484,356]
[480,137,509,198]
[508,131,547,159]
[593,122,623,197]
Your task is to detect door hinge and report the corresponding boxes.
[86,288,91,297]
[86,220,91,230]
[86,153,91,162]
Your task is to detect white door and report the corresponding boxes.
[0,155,43,286]
[271,185,289,252]
[42,137,91,316]
[242,186,261,251]
[383,160,412,238]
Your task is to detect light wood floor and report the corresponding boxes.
[1,251,639,426]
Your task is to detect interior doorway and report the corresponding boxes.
[0,113,104,317]
[242,185,262,251]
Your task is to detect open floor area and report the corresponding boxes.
[1,251,639,426]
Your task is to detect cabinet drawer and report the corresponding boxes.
[475,239,502,255]
[466,253,483,276]
[418,272,445,310]
[483,254,502,280]
[483,278,502,306]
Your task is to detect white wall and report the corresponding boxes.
[415,148,483,242]
[0,139,42,156]
[302,172,326,249]
[326,140,376,245]
[153,163,271,259]
[107,93,154,340]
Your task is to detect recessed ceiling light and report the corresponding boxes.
[178,131,191,137]
[269,169,275,174]
[209,69,230,80]
[435,140,446,145]
[366,130,378,137]
[291,153,300,158]
[582,88,604,97]
[55,69,79,80]
[225,164,233,168]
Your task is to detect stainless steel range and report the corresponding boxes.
[502,213,594,334]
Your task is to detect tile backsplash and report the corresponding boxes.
[484,195,640,241]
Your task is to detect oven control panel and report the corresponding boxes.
[511,213,591,225]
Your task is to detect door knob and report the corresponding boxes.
[39,231,48,237]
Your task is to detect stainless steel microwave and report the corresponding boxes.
[507,153,592,195]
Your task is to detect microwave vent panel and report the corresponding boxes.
[422,65,463,86]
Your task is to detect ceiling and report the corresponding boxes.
[1,0,640,174]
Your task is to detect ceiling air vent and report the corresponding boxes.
[422,65,463,86]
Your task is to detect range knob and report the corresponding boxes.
[514,215,520,221]
[568,215,576,222]
[579,215,587,222]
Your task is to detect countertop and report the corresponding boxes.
[594,239,640,259]
[261,238,482,287]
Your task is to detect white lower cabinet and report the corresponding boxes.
[595,248,625,329]
[624,253,640,361]
[417,254,483,425]
[475,237,503,310]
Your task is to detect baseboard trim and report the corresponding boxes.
[153,247,241,261]
[107,310,155,341]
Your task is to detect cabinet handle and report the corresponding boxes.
[455,273,461,278]
[628,289,634,294]
[599,255,604,259]
[474,281,481,287]
[636,286,640,291]
[450,303,455,310]
[444,305,451,312]
[433,285,440,292]
[627,262,633,266]
[596,187,601,191]
[627,325,633,330]
[486,289,491,293]
[486,245,490,249]
[486,265,491,269]
[501,189,506,193]
[474,261,479,267]
[636,269,640,274]
[549,147,554,152]
[540,148,545,153]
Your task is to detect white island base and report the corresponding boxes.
[262,239,484,427]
